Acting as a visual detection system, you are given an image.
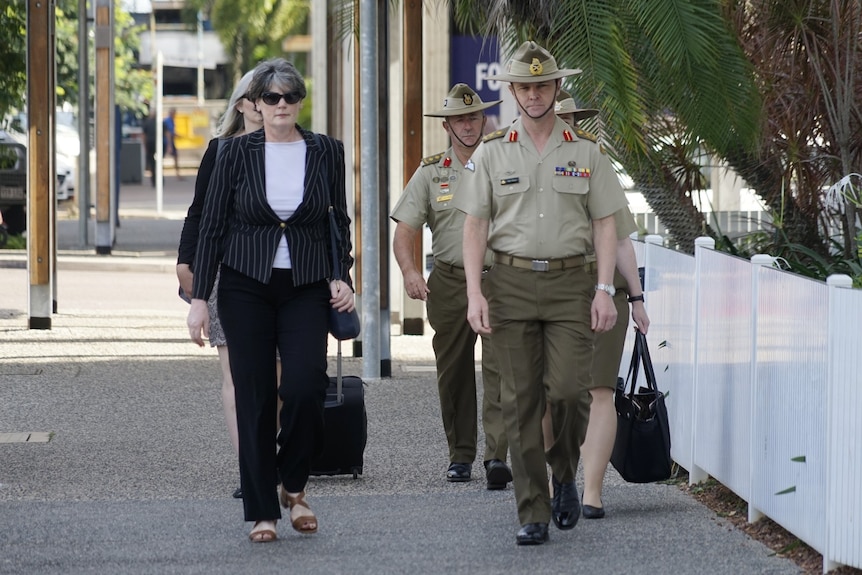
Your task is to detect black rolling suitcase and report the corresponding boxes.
[311,340,367,479]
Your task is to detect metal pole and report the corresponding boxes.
[359,0,380,380]
[155,51,164,214]
[77,0,91,246]
[196,10,204,107]
[377,0,390,377]
[94,0,114,254]
[310,1,327,133]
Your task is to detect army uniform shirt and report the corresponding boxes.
[457,116,628,259]
[392,148,492,268]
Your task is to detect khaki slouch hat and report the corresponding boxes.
[488,41,581,83]
[555,89,599,123]
[424,83,502,117]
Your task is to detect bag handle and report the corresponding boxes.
[637,330,659,392]
[623,330,659,396]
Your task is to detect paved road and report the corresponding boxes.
[0,177,801,574]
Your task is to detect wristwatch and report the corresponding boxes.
[595,283,616,297]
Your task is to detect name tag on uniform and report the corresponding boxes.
[555,167,591,178]
[500,176,520,185]
[437,193,453,202]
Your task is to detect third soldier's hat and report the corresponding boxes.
[424,83,502,117]
[488,41,581,83]
[555,89,599,123]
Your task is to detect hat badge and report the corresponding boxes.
[462,93,474,106]
[530,58,543,76]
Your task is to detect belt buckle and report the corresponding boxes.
[531,259,550,272]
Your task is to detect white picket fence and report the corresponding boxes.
[632,210,773,238]
[626,235,861,573]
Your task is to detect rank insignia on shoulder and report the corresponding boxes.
[421,152,445,166]
[482,129,508,143]
[574,128,598,143]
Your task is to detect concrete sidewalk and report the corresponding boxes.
[0,175,802,574]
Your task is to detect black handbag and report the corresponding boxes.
[327,206,360,340]
[610,330,673,483]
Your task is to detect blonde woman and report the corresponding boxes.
[176,68,264,499]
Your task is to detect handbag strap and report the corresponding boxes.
[623,330,659,395]
[637,330,659,393]
[328,206,343,281]
[328,213,343,400]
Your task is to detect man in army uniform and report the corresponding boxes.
[553,88,599,130]
[391,84,512,489]
[458,41,629,545]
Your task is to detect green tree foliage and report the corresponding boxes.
[0,0,27,114]
[453,0,762,252]
[0,0,152,116]
[185,0,310,85]
[724,0,862,262]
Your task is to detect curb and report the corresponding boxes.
[0,251,177,273]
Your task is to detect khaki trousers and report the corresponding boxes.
[484,262,595,525]
[426,263,508,464]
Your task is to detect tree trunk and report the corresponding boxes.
[626,161,712,254]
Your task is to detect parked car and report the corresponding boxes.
[0,128,79,235]
[0,131,27,235]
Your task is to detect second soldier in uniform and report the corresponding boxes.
[391,84,512,489]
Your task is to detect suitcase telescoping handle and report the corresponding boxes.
[336,339,344,404]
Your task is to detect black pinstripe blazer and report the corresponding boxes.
[191,126,354,301]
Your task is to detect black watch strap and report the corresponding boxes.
[627,294,644,303]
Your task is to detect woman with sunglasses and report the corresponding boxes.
[187,58,355,543]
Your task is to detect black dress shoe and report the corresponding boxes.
[582,503,605,519]
[232,487,243,499]
[551,476,580,530]
[446,462,472,482]
[516,522,549,546]
[484,459,513,490]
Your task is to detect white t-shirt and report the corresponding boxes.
[265,140,307,269]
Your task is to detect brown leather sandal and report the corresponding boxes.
[248,520,277,542]
[280,488,318,534]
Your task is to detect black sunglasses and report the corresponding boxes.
[260,91,303,106]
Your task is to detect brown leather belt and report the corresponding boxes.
[433,258,463,273]
[493,252,587,272]
[434,258,490,274]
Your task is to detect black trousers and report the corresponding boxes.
[218,266,330,522]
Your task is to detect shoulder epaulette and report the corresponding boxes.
[482,129,508,143]
[421,152,445,167]
[575,128,598,143]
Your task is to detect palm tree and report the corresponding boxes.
[724,0,862,261]
[186,0,310,85]
[452,0,762,252]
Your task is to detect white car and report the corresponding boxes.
[1,127,76,202]
[56,151,76,201]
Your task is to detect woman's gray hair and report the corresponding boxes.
[246,58,307,103]
[214,69,256,138]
